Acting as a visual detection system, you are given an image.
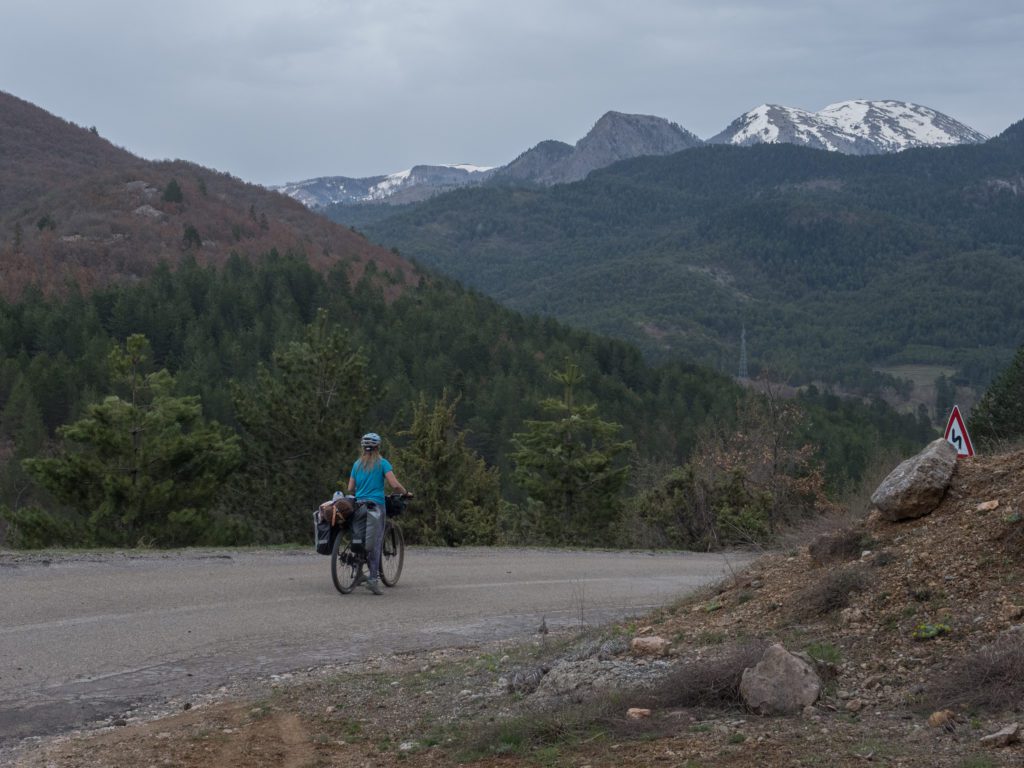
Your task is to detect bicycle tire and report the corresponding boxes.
[379,520,405,587]
[331,528,362,594]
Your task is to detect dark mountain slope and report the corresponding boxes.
[365,122,1024,392]
[0,90,415,298]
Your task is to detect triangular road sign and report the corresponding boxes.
[944,405,974,458]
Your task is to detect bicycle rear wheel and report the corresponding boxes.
[331,529,362,594]
[379,520,405,587]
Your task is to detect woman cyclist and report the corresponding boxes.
[347,432,408,595]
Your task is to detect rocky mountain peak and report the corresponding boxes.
[494,140,574,183]
[554,111,704,183]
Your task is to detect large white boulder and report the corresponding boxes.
[740,644,821,715]
[870,438,957,521]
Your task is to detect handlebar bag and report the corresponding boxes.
[385,495,406,517]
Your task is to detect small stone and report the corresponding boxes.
[1002,605,1024,622]
[840,607,865,625]
[459,689,472,696]
[979,723,1020,747]
[630,636,671,656]
[976,500,1000,512]
[626,708,652,719]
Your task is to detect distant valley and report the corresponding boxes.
[355,116,1024,404]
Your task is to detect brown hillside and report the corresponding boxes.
[0,91,418,298]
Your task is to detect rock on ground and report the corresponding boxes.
[740,644,821,716]
[870,438,957,521]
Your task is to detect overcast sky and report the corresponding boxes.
[3,1,1021,185]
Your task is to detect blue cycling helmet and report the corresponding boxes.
[361,432,382,451]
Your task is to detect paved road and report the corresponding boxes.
[0,546,752,745]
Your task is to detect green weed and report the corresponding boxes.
[805,642,842,665]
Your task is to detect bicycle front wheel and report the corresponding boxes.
[379,520,405,587]
[331,529,361,594]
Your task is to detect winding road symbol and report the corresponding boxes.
[944,405,974,458]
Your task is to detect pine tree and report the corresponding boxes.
[162,179,184,203]
[0,374,49,511]
[969,345,1024,444]
[394,390,500,545]
[22,335,240,546]
[510,362,632,544]
[228,309,370,541]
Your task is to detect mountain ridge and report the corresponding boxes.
[284,101,985,209]
[0,90,417,299]
[362,119,1024,395]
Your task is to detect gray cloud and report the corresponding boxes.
[2,0,1021,184]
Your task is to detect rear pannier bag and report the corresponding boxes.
[313,509,339,555]
[349,503,368,553]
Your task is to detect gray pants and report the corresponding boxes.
[359,501,385,581]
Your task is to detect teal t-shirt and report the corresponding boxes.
[349,457,392,506]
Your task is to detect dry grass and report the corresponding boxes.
[792,565,869,618]
[775,504,867,553]
[925,636,1024,713]
[638,640,770,709]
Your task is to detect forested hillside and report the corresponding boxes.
[0,90,936,552]
[0,255,933,548]
[358,119,1024,398]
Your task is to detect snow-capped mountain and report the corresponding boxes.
[709,100,987,155]
[279,112,703,208]
[277,101,988,209]
[274,164,494,209]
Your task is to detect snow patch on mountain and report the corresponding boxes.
[367,169,413,200]
[274,164,494,208]
[711,100,987,155]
